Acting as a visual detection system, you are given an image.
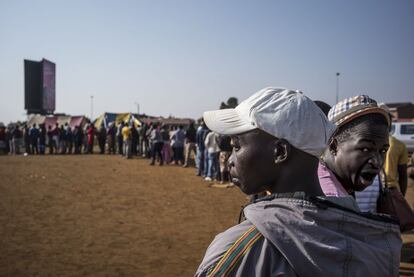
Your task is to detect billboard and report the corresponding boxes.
[24,60,43,113]
[24,58,56,115]
[42,59,56,113]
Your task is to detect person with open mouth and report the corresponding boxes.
[319,95,390,203]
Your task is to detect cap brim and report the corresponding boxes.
[203,109,256,135]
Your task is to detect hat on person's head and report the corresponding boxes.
[378,102,394,121]
[328,95,390,127]
[378,103,391,113]
[203,87,336,157]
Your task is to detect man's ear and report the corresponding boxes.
[274,139,290,164]
[329,138,338,156]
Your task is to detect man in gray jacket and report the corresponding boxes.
[195,87,401,277]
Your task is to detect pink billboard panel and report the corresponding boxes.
[42,59,56,113]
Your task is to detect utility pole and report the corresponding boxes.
[336,72,340,103]
[90,95,94,120]
[134,102,140,115]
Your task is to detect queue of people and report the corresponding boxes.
[192,120,233,184]
[0,122,99,156]
[0,120,219,170]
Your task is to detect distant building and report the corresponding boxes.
[386,102,414,122]
[93,112,194,129]
[140,116,194,128]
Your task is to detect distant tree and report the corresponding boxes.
[220,97,239,109]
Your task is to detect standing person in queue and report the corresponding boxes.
[38,124,46,155]
[4,126,11,154]
[122,122,132,159]
[47,125,54,154]
[29,124,39,154]
[12,124,23,155]
[195,120,208,177]
[130,124,139,156]
[217,134,232,184]
[160,124,171,164]
[195,87,401,277]
[97,123,107,154]
[23,125,30,154]
[82,124,89,153]
[116,121,124,156]
[52,123,60,154]
[149,122,163,166]
[73,125,83,154]
[171,125,185,165]
[0,123,6,154]
[65,123,74,154]
[59,125,67,154]
[106,122,116,154]
[139,122,150,157]
[183,121,197,167]
[86,124,95,154]
[147,123,154,158]
[204,131,220,182]
[9,125,16,154]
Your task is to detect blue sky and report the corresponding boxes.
[0,0,413,123]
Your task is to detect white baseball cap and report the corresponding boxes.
[203,87,336,157]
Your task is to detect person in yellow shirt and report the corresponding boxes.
[121,123,131,159]
[408,153,414,188]
[383,135,408,195]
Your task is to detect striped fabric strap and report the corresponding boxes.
[208,226,263,277]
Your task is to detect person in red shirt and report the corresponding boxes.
[87,124,95,154]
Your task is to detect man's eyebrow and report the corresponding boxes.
[358,138,375,144]
[357,138,389,147]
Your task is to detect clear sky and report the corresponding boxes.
[1,0,413,123]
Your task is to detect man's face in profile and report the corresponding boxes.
[229,129,279,195]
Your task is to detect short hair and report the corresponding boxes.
[334,113,388,143]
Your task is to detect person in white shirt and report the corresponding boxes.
[204,131,220,181]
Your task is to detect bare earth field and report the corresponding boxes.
[1,155,414,276]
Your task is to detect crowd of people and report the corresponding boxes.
[0,122,91,155]
[0,120,234,185]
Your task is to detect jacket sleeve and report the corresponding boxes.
[195,221,297,277]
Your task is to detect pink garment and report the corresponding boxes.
[162,143,171,163]
[318,162,349,197]
[87,127,95,145]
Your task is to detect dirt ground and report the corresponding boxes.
[1,155,414,276]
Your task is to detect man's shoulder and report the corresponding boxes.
[195,220,294,277]
[196,221,254,275]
